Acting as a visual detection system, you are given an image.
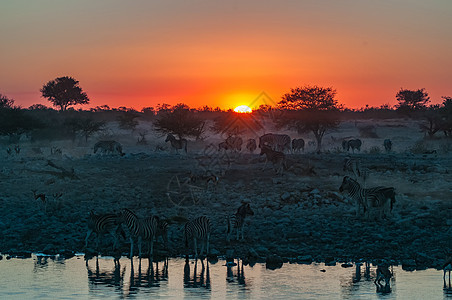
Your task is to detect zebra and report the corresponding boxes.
[339,176,396,219]
[343,157,369,186]
[383,139,392,152]
[165,134,188,153]
[184,216,211,258]
[259,133,291,153]
[291,138,305,153]
[94,141,125,156]
[119,208,159,258]
[226,202,254,242]
[444,254,452,288]
[260,145,287,175]
[155,216,169,249]
[226,136,243,152]
[246,139,257,153]
[345,139,362,153]
[85,210,124,250]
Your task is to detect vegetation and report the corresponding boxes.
[395,88,430,112]
[153,103,206,139]
[40,76,90,111]
[275,85,341,153]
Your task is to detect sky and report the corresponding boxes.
[1,0,451,111]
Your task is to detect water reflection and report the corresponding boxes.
[86,256,125,291]
[85,256,169,298]
[183,256,211,290]
[226,259,246,287]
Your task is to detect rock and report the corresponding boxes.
[341,263,353,268]
[297,255,313,264]
[266,255,283,270]
[280,192,291,201]
[402,259,417,271]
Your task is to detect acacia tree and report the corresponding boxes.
[275,85,341,153]
[396,88,430,112]
[40,76,90,111]
[153,103,206,139]
[0,94,15,109]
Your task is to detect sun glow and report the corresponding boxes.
[234,105,252,113]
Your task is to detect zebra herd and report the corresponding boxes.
[85,202,256,259]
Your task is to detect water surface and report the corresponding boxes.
[0,254,450,299]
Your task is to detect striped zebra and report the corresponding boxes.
[343,157,369,186]
[85,210,124,250]
[383,139,392,152]
[260,145,287,175]
[339,176,396,220]
[259,133,291,153]
[184,216,211,258]
[94,141,125,156]
[155,216,169,249]
[291,138,305,153]
[165,134,188,153]
[345,139,362,153]
[246,139,257,153]
[226,203,254,242]
[119,208,159,258]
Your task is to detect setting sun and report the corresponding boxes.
[234,105,252,113]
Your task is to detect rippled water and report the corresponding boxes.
[0,254,450,299]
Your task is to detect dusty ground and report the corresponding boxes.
[0,119,451,269]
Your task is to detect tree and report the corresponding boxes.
[40,76,90,111]
[117,112,139,131]
[0,107,43,142]
[440,96,452,136]
[420,105,442,138]
[64,117,105,142]
[275,85,341,153]
[395,88,430,112]
[0,94,15,109]
[153,103,206,139]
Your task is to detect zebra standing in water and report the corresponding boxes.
[165,134,188,153]
[339,176,396,220]
[226,202,254,242]
[259,133,291,153]
[184,216,211,258]
[155,217,169,249]
[85,210,124,250]
[119,208,159,258]
[260,145,287,175]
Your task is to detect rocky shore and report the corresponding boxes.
[0,148,450,270]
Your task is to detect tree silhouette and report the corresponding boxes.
[40,76,90,111]
[395,88,430,112]
[0,107,42,141]
[275,85,341,153]
[0,94,15,109]
[153,103,205,139]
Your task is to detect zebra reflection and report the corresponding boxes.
[85,256,124,291]
[129,257,167,290]
[226,259,246,286]
[183,256,211,290]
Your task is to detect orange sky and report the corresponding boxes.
[1,0,451,110]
